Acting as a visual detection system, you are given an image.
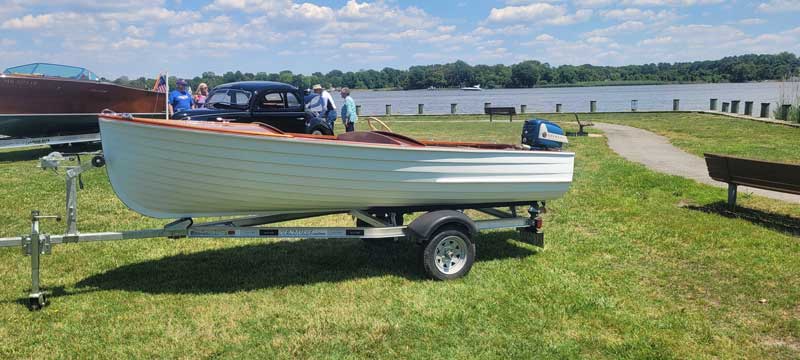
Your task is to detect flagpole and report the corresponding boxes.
[165,72,169,120]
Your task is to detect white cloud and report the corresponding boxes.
[638,36,673,45]
[487,3,563,23]
[586,36,611,43]
[621,0,724,5]
[584,21,646,37]
[757,0,800,12]
[1,14,54,29]
[535,34,555,41]
[340,42,387,50]
[543,9,593,25]
[738,18,766,25]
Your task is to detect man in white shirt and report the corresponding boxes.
[313,84,337,128]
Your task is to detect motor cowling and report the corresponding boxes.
[521,119,568,150]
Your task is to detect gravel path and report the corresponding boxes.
[595,122,800,204]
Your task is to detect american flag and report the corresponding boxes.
[153,74,167,93]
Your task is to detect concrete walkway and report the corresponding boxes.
[595,122,800,204]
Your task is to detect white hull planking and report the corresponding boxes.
[99,117,575,218]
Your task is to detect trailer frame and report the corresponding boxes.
[0,152,545,310]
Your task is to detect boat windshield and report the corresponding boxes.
[206,89,252,109]
[3,63,99,81]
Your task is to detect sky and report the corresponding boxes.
[0,0,799,79]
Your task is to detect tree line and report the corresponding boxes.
[109,52,800,91]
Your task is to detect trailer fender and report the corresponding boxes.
[407,210,478,244]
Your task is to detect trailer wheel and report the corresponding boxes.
[420,226,475,280]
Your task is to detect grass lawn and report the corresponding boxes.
[1,115,799,358]
[382,112,799,164]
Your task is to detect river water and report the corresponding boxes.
[348,82,786,115]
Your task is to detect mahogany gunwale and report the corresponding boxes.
[99,114,526,151]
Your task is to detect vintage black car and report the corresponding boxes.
[173,81,333,135]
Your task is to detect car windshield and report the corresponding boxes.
[206,89,252,108]
[3,63,98,80]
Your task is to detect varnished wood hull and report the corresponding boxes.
[0,75,165,138]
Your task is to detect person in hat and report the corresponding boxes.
[168,79,194,115]
[313,84,337,128]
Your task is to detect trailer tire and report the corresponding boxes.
[420,226,475,280]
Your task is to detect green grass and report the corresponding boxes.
[382,112,800,164]
[1,115,799,358]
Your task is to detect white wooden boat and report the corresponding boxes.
[98,114,574,218]
[460,85,482,91]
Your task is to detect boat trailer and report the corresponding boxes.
[0,152,546,311]
[0,133,101,150]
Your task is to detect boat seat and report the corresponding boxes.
[336,131,425,146]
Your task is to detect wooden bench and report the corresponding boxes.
[704,153,800,208]
[574,113,594,136]
[485,107,516,122]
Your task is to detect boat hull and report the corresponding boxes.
[99,117,575,219]
[0,75,165,138]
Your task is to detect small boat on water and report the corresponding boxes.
[0,63,165,139]
[460,85,482,91]
[98,114,574,219]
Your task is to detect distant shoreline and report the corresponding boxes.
[357,80,780,91]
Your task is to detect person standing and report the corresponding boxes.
[194,83,209,109]
[340,87,357,132]
[169,79,194,115]
[313,84,337,128]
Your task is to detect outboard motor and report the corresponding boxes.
[521,118,568,150]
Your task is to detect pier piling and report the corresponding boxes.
[673,99,680,111]
[451,103,457,114]
[556,104,562,113]
[760,103,770,118]
[778,104,792,120]
[418,104,424,115]
[520,105,527,114]
[385,104,391,116]
[356,105,361,116]
[590,101,597,113]
[710,98,718,111]
[631,100,638,112]
[744,101,754,116]
[722,102,730,112]
[731,100,740,114]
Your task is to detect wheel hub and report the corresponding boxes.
[434,235,468,274]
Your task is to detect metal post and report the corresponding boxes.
[744,101,754,116]
[727,184,738,209]
[731,100,740,114]
[355,105,362,116]
[760,103,770,118]
[520,104,527,114]
[66,170,78,235]
[385,104,391,116]
[721,102,730,112]
[710,98,718,111]
[418,104,424,115]
[590,101,597,113]
[451,103,457,114]
[30,212,41,300]
[631,100,638,112]
[673,99,680,111]
[556,104,562,113]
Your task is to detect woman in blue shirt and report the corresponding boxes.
[340,87,358,132]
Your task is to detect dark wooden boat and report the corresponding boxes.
[0,63,165,138]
